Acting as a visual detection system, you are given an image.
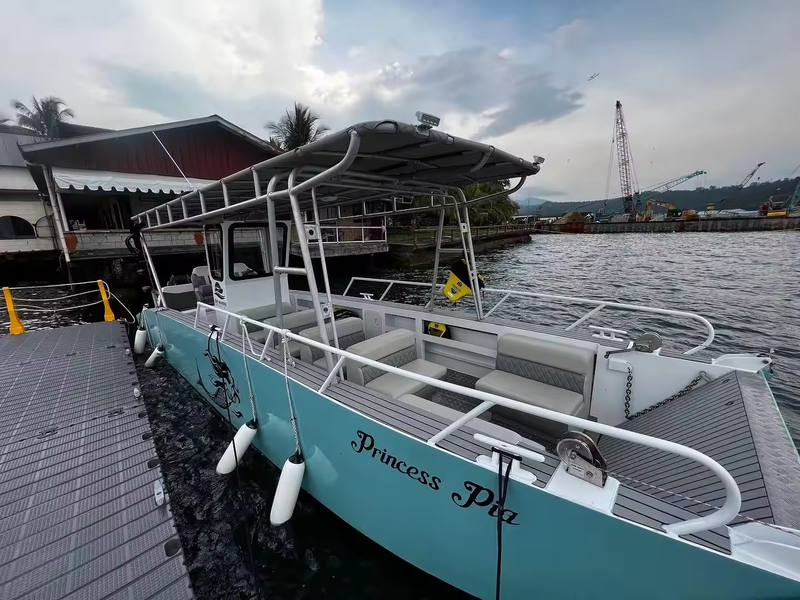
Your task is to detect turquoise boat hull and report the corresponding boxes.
[146,310,800,599]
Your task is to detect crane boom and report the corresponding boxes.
[614,101,639,217]
[739,162,765,188]
[637,170,707,205]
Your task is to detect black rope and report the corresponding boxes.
[494,449,517,600]
[223,401,262,600]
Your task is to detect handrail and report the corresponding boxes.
[483,287,715,355]
[341,277,715,355]
[189,301,741,537]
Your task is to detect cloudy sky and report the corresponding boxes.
[2,0,799,203]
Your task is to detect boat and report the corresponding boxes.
[132,116,800,599]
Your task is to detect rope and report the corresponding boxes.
[240,320,258,422]
[9,280,100,290]
[14,299,105,312]
[494,452,515,600]
[11,289,99,302]
[281,331,302,456]
[108,290,136,324]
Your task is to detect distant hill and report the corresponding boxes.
[530,179,800,217]
[514,196,549,214]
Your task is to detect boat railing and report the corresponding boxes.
[342,277,715,355]
[292,224,386,245]
[188,301,741,537]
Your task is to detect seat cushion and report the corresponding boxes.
[366,359,447,399]
[299,317,364,363]
[476,370,583,416]
[346,329,418,386]
[265,308,318,332]
[398,394,526,445]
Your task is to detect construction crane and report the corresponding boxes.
[739,162,765,188]
[636,170,707,206]
[787,179,800,214]
[613,101,640,218]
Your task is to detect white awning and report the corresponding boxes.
[52,167,213,194]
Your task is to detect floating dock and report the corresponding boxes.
[0,321,193,600]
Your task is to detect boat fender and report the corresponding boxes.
[145,344,164,368]
[216,419,259,475]
[133,328,147,354]
[270,453,305,526]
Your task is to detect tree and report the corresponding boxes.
[265,102,329,151]
[463,180,519,225]
[11,96,75,139]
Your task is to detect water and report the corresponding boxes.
[2,230,798,599]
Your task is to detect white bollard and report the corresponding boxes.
[144,345,164,368]
[216,420,259,474]
[133,328,147,354]
[270,453,305,525]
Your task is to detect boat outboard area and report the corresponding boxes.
[129,115,800,599]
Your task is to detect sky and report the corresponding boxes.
[1,0,799,204]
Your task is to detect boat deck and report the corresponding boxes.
[168,308,798,555]
[0,322,193,600]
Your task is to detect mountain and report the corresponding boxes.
[529,179,800,217]
[513,196,550,214]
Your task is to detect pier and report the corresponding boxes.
[0,321,193,600]
[388,223,536,266]
[539,215,800,234]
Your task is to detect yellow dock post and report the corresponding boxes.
[97,280,115,322]
[2,287,25,335]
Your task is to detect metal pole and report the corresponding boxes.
[41,166,71,265]
[312,188,344,380]
[140,234,163,306]
[428,204,446,310]
[454,189,484,319]
[262,173,285,329]
[287,168,335,371]
[55,192,69,232]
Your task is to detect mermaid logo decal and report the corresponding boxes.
[195,326,242,419]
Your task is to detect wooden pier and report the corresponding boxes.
[0,322,193,600]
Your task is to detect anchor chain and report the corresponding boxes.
[624,370,707,420]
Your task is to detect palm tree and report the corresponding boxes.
[265,102,329,151]
[11,96,75,139]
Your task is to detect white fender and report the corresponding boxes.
[144,345,164,368]
[133,328,147,354]
[270,454,305,525]
[216,420,259,474]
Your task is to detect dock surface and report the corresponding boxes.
[0,322,193,600]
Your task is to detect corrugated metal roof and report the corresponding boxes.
[0,131,42,167]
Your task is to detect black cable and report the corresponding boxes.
[223,400,262,600]
[495,450,516,600]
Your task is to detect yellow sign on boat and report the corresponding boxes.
[443,271,472,302]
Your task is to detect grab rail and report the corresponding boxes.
[342,277,715,355]
[188,301,741,537]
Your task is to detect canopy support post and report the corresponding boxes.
[428,202,446,311]
[263,173,286,329]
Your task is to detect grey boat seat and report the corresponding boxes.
[346,329,446,399]
[476,334,595,432]
[298,316,366,367]
[397,394,527,446]
[237,303,314,358]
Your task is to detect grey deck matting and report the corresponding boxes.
[0,322,193,600]
[598,371,795,552]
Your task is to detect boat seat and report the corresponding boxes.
[298,317,365,364]
[397,394,524,446]
[346,329,446,399]
[476,334,595,431]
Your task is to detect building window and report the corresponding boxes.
[228,223,286,281]
[203,225,223,281]
[0,216,36,240]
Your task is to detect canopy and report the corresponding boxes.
[52,167,213,195]
[133,119,543,229]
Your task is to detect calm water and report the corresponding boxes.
[2,230,798,599]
